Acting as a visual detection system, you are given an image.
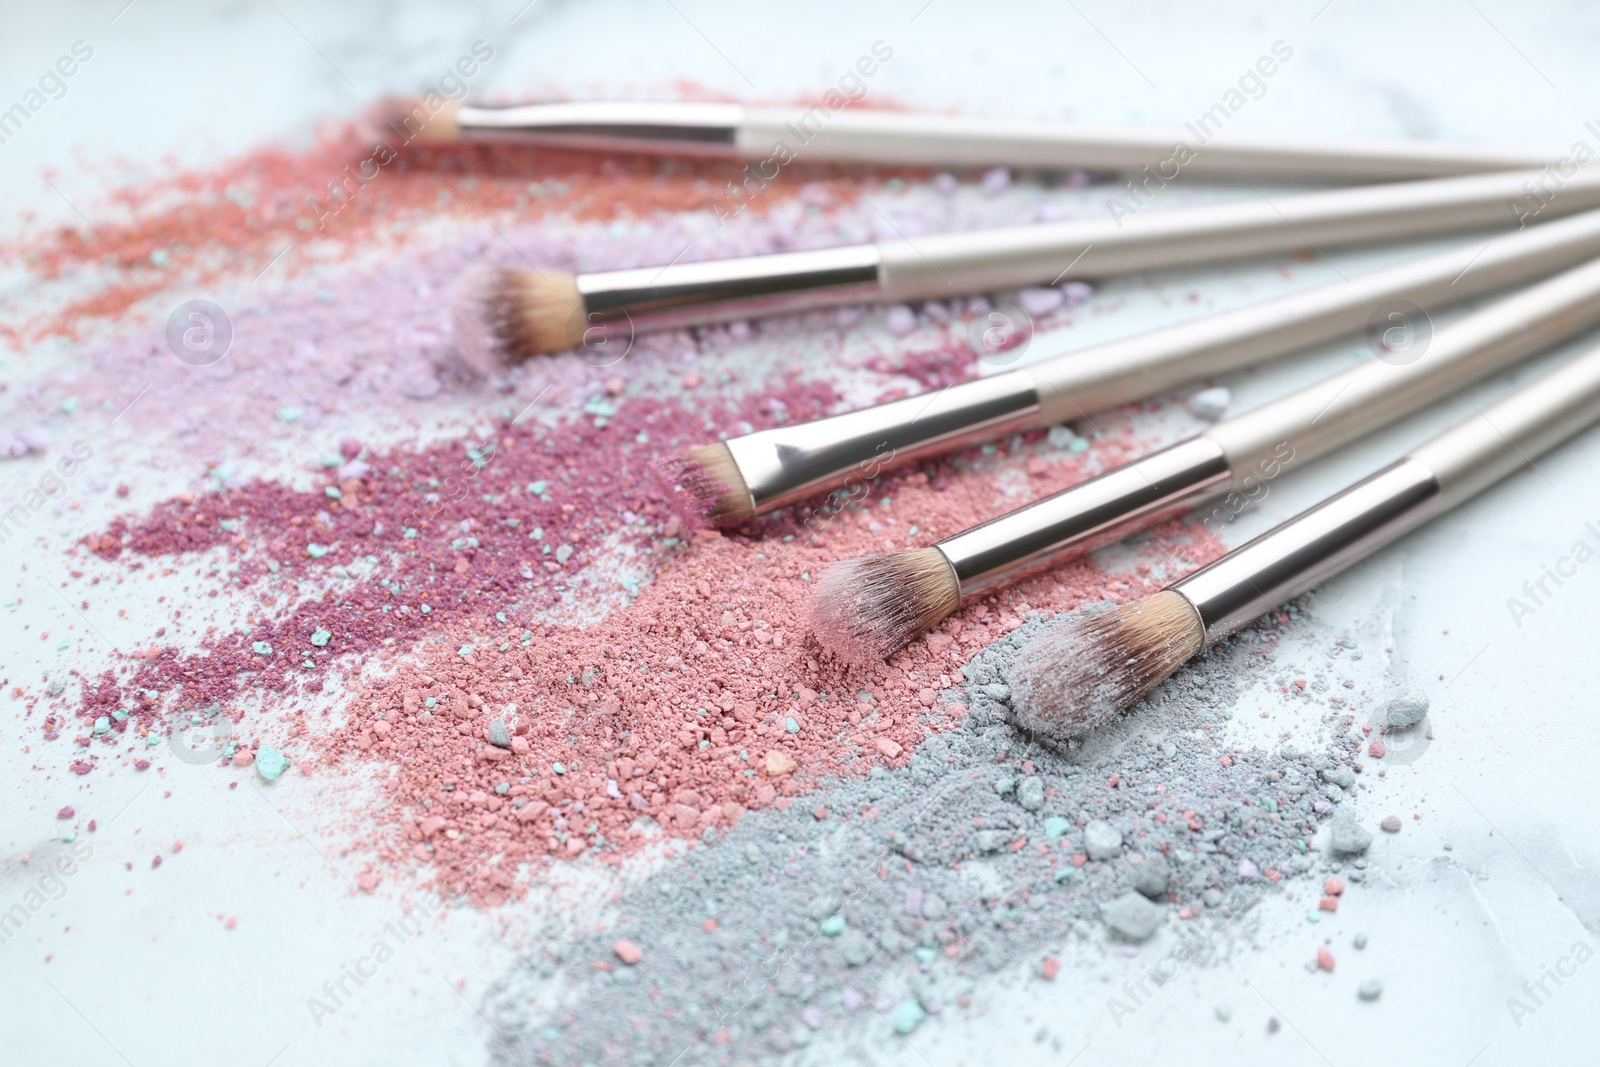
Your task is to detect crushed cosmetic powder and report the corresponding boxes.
[1,103,1396,1065]
[476,610,1388,1062]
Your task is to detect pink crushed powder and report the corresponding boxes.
[323,444,1217,904]
[10,101,1240,906]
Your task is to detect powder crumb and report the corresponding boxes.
[1316,946,1336,971]
[612,940,643,966]
[255,746,290,781]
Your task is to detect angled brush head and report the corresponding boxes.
[462,267,585,363]
[1009,590,1204,742]
[810,547,961,663]
[665,443,754,527]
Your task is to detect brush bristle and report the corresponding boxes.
[1009,590,1204,741]
[810,547,961,663]
[365,97,460,144]
[475,268,585,361]
[666,443,753,527]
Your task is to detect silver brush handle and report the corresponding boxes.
[1204,254,1600,482]
[576,246,882,329]
[933,252,1600,598]
[579,167,1600,330]
[717,209,1600,516]
[1175,459,1442,639]
[1177,337,1600,638]
[936,437,1233,593]
[454,101,744,156]
[725,371,1042,513]
[878,168,1600,299]
[454,102,1545,178]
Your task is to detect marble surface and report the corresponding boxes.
[3,2,1599,1065]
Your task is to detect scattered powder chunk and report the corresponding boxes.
[1101,893,1165,942]
[1133,860,1168,901]
[1380,815,1402,834]
[885,305,917,336]
[1187,387,1231,420]
[891,999,927,1034]
[980,167,1011,196]
[255,745,290,781]
[1358,978,1384,1001]
[1017,288,1064,316]
[1329,813,1372,854]
[1316,946,1336,971]
[1383,689,1429,729]
[1083,820,1123,861]
[1017,776,1044,812]
[612,940,643,965]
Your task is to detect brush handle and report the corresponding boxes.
[876,169,1600,300]
[718,209,1600,516]
[1176,338,1600,638]
[582,168,1600,336]
[934,252,1600,598]
[1411,335,1600,509]
[1203,254,1600,484]
[454,102,1546,178]
[1028,207,1600,422]
[738,108,1546,179]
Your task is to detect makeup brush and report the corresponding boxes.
[675,206,1600,526]
[397,100,1545,179]
[810,253,1600,661]
[1009,337,1600,740]
[465,166,1600,362]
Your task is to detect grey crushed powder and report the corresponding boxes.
[483,611,1396,1063]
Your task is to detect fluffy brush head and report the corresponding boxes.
[1009,590,1205,742]
[811,547,962,664]
[466,267,585,363]
[665,443,754,527]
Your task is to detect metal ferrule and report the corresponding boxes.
[935,436,1233,595]
[453,101,743,156]
[1173,457,1443,641]
[577,245,883,331]
[726,370,1043,514]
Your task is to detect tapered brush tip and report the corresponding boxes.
[1009,590,1205,741]
[454,267,585,365]
[810,547,961,663]
[365,97,461,144]
[665,443,753,527]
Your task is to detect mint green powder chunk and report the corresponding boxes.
[256,745,290,781]
[891,1000,926,1034]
